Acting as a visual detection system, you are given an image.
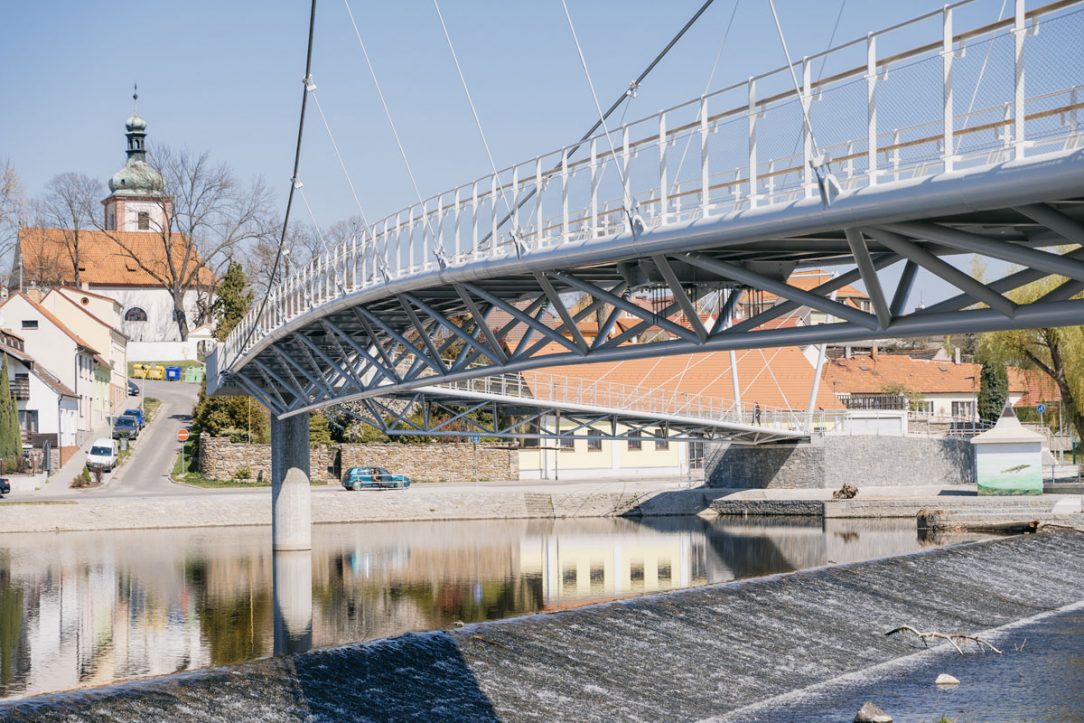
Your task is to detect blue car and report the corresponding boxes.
[342,466,411,491]
[123,408,145,428]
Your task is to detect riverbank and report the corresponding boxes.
[3,479,1082,533]
[0,478,712,533]
[4,529,1082,720]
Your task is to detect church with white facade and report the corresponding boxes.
[13,109,212,351]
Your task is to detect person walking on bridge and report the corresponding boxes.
[754,403,762,425]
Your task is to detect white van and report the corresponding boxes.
[86,438,118,472]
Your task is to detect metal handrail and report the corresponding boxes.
[424,369,847,433]
[223,0,1084,367]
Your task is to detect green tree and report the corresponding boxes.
[191,382,269,443]
[309,412,332,445]
[977,356,1009,424]
[0,356,21,468]
[213,260,253,341]
[978,276,1084,441]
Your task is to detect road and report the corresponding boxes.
[88,380,203,498]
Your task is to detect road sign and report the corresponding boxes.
[1036,403,1047,414]
[177,428,190,443]
[470,435,481,444]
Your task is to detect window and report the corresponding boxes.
[124,307,148,322]
[655,428,669,450]
[137,211,150,230]
[627,431,642,451]
[952,401,976,419]
[17,410,37,434]
[913,400,934,417]
[20,320,37,330]
[559,433,575,451]
[587,431,602,451]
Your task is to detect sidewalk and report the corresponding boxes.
[36,425,112,496]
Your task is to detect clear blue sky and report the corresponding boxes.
[1,0,1016,304]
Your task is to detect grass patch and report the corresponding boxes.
[175,470,269,488]
[0,500,76,506]
[143,397,162,420]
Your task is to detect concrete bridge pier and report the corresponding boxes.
[273,549,313,656]
[271,414,311,551]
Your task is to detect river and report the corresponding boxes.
[0,515,989,702]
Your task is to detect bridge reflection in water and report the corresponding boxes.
[0,517,991,701]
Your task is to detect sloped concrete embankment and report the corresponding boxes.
[4,531,1084,721]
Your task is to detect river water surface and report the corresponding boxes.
[0,515,990,701]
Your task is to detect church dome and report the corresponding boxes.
[126,113,147,132]
[109,159,164,196]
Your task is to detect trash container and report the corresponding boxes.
[165,366,182,381]
[131,363,147,378]
[148,365,166,380]
[183,366,205,383]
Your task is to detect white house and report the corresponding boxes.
[0,330,79,467]
[0,292,109,438]
[40,288,128,418]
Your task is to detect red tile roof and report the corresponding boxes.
[524,346,842,411]
[825,355,982,394]
[17,227,214,288]
[1009,367,1062,406]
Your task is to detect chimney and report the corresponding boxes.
[954,347,961,365]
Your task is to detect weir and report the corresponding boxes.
[6,531,1084,720]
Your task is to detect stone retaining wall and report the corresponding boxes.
[706,435,975,488]
[198,436,518,483]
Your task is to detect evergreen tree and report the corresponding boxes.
[0,355,21,466]
[309,412,332,445]
[977,357,1009,424]
[213,261,254,341]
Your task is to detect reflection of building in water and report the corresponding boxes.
[3,534,210,699]
[519,521,708,608]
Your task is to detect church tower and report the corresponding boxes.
[101,86,171,232]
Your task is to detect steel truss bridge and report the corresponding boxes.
[210,0,1084,444]
[348,372,840,445]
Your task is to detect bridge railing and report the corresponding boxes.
[224,0,1084,367]
[427,370,848,434]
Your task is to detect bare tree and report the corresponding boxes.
[0,159,25,282]
[36,172,102,288]
[100,147,272,340]
[246,218,349,301]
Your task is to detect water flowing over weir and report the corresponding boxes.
[5,531,1084,721]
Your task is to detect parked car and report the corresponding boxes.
[112,415,140,441]
[128,380,141,396]
[0,477,10,497]
[341,466,411,490]
[86,439,118,472]
[124,408,145,428]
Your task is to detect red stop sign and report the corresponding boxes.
[177,428,190,443]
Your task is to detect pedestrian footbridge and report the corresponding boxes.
[209,0,1084,430]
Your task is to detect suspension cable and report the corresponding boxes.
[308,86,371,231]
[482,0,719,245]
[342,0,428,211]
[230,0,317,367]
[559,0,633,211]
[767,0,840,206]
[432,0,517,218]
[669,0,741,193]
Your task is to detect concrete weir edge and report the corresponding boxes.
[3,530,1084,721]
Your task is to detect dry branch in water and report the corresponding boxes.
[885,625,1002,655]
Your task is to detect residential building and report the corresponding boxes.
[0,292,109,437]
[0,330,79,466]
[823,352,1059,422]
[12,110,213,345]
[517,345,842,479]
[39,288,128,417]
